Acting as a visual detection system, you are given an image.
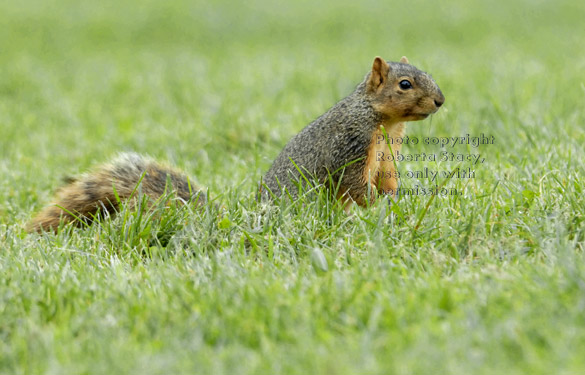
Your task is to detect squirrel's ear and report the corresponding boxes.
[400,56,409,64]
[368,56,390,93]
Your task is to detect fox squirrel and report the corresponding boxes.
[28,56,444,233]
[261,56,444,206]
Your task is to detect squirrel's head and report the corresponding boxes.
[365,56,445,122]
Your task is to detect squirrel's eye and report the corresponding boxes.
[399,80,412,90]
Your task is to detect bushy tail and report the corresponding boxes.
[27,153,206,233]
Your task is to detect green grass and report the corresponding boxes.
[2,0,585,373]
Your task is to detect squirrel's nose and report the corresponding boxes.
[434,91,445,108]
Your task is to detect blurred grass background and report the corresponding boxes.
[1,0,585,374]
[1,0,583,211]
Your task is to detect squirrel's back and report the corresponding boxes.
[28,153,206,233]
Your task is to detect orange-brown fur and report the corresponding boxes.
[363,121,405,198]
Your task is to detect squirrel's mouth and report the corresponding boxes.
[403,109,436,120]
[415,108,440,118]
[413,113,430,119]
